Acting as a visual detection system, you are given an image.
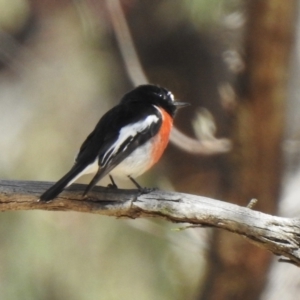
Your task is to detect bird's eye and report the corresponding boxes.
[154,89,174,102]
[154,92,164,99]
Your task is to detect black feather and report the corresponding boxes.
[40,84,182,201]
[39,163,87,201]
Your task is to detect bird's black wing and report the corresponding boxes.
[39,162,89,201]
[81,102,162,195]
[40,102,163,201]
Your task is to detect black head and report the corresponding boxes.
[120,84,189,117]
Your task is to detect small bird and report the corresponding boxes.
[40,84,188,201]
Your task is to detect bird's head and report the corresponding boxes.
[120,84,189,117]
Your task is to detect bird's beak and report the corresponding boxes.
[174,101,190,108]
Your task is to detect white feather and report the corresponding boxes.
[101,114,159,166]
[110,138,156,178]
[66,158,99,187]
[67,109,162,186]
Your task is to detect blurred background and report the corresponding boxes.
[0,0,299,299]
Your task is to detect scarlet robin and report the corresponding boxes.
[40,84,188,201]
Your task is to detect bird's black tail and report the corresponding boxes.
[39,163,87,202]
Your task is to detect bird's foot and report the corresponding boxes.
[107,175,118,189]
[128,176,156,194]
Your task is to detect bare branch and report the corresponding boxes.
[170,127,231,155]
[105,0,148,86]
[1,180,300,266]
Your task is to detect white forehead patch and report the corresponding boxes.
[167,91,174,102]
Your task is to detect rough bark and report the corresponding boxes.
[1,180,300,267]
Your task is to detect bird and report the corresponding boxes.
[39,84,189,202]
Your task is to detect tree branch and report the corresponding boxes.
[1,180,300,266]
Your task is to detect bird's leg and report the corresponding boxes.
[128,175,155,194]
[107,175,118,189]
[128,175,142,189]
